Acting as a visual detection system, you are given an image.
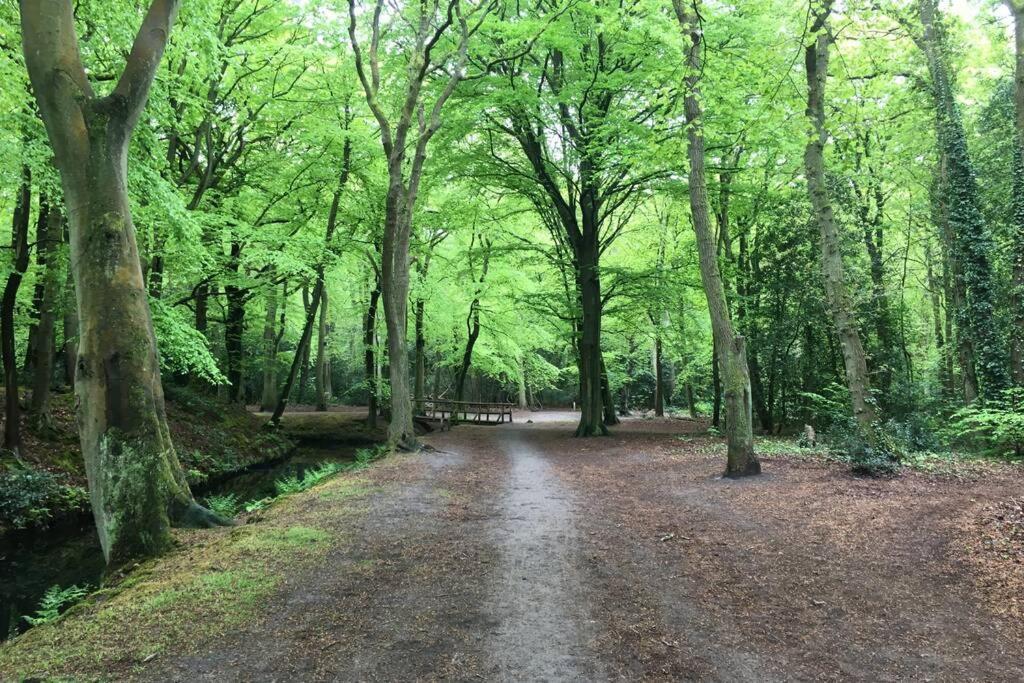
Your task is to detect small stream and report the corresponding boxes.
[0,442,358,641]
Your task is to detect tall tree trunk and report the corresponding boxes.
[934,152,979,402]
[3,166,32,454]
[454,300,481,405]
[224,245,245,404]
[20,0,228,564]
[803,11,878,438]
[517,355,528,410]
[314,288,329,411]
[271,152,350,423]
[675,0,760,477]
[413,297,426,413]
[365,278,381,428]
[259,284,279,412]
[917,0,1010,399]
[711,342,721,429]
[271,284,321,423]
[600,352,619,425]
[653,333,665,417]
[575,235,607,436]
[30,203,63,429]
[380,188,416,448]
[296,287,312,404]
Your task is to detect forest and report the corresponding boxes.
[1,0,1024,679]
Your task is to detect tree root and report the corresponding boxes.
[174,500,237,528]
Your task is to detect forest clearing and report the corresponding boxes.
[3,0,1024,679]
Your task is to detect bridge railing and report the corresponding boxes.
[419,398,514,424]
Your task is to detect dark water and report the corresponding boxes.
[0,443,357,641]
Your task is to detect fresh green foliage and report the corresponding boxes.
[150,299,227,385]
[946,390,1024,459]
[22,585,90,627]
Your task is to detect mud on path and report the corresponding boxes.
[145,414,1023,681]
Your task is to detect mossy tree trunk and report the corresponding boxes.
[19,0,228,564]
[675,0,760,477]
[803,5,878,439]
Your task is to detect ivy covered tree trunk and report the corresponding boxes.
[803,11,878,438]
[917,0,1010,399]
[675,0,760,477]
[20,0,227,564]
[933,152,979,402]
[1005,0,1024,386]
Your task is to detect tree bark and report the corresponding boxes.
[20,0,228,564]
[803,10,878,438]
[675,0,759,477]
[3,166,32,454]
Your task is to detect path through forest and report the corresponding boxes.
[145,413,1024,682]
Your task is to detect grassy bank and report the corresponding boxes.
[0,457,385,680]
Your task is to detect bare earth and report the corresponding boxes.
[146,413,1024,682]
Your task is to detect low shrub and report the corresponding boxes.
[0,467,88,529]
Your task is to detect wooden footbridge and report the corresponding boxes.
[418,398,514,425]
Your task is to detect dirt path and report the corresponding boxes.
[485,428,605,681]
[136,414,1023,681]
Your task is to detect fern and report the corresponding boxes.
[203,493,240,519]
[23,584,90,627]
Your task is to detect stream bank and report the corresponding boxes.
[1,402,382,641]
